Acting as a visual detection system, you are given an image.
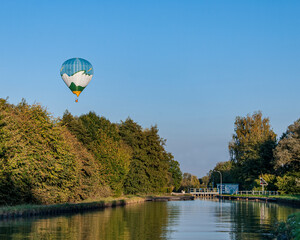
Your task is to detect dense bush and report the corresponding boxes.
[273,212,300,240]
[276,172,300,194]
[253,174,278,191]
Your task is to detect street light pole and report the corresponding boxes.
[215,171,222,195]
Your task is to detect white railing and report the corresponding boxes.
[234,191,279,196]
[189,188,218,193]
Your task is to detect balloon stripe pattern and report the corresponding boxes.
[60,58,93,97]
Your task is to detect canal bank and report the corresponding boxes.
[0,195,194,219]
[0,197,145,219]
[217,195,300,207]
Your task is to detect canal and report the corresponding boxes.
[0,199,298,239]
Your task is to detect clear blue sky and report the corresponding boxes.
[1,1,300,177]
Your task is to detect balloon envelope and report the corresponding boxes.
[60,58,94,97]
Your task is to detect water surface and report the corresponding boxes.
[0,199,298,240]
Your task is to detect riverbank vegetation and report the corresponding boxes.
[228,194,300,201]
[273,211,300,240]
[0,196,145,219]
[201,112,300,194]
[0,98,182,205]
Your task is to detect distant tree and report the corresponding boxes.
[181,173,192,191]
[191,175,200,188]
[209,161,238,187]
[167,154,182,191]
[228,112,277,189]
[180,173,200,191]
[199,175,210,188]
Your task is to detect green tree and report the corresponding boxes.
[119,118,170,194]
[180,173,200,191]
[199,175,210,188]
[167,155,182,191]
[61,110,91,145]
[191,175,200,188]
[274,119,300,174]
[62,111,131,195]
[228,112,277,189]
[0,99,106,205]
[209,161,238,187]
[272,118,300,194]
[180,173,192,191]
[253,173,277,191]
[275,172,300,194]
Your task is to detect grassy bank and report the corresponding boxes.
[0,196,145,219]
[231,194,300,200]
[220,194,300,206]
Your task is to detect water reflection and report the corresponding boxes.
[164,199,298,240]
[0,200,298,240]
[226,200,297,240]
[0,202,171,240]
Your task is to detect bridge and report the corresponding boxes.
[189,188,220,197]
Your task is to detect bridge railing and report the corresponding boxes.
[189,188,218,193]
[234,191,279,196]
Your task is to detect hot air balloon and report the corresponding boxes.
[60,58,94,102]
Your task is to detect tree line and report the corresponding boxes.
[0,99,182,205]
[200,111,299,194]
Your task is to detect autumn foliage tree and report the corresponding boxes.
[0,99,105,205]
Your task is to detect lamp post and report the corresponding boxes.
[215,171,222,195]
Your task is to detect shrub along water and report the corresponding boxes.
[273,211,300,240]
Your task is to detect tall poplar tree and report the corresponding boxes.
[228,112,276,189]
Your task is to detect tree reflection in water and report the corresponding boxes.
[218,200,298,240]
[0,200,298,240]
[0,202,172,240]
